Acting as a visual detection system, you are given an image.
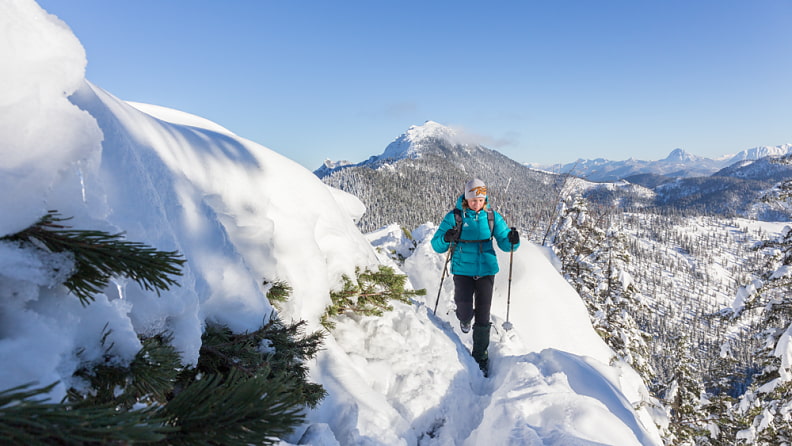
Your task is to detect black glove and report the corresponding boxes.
[443,227,460,243]
[508,228,519,245]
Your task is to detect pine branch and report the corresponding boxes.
[157,371,305,446]
[264,279,292,304]
[196,318,326,408]
[0,382,170,445]
[322,266,425,329]
[69,332,182,410]
[2,211,185,305]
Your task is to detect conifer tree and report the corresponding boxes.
[549,195,608,332]
[549,197,662,426]
[600,230,654,379]
[728,224,792,444]
[195,318,327,408]
[699,346,747,445]
[662,333,708,445]
[724,165,792,444]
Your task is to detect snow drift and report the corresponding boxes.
[0,1,664,444]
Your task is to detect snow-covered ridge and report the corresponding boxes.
[127,101,237,136]
[1,2,664,444]
[727,144,792,163]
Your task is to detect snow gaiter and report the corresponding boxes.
[471,323,490,364]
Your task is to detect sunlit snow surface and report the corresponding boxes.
[0,1,665,444]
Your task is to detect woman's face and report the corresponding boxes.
[467,197,486,211]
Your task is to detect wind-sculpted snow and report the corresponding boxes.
[2,2,664,444]
[0,0,102,236]
[1,0,379,396]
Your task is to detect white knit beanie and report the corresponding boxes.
[464,178,487,199]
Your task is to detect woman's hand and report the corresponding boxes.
[508,228,519,245]
[444,227,461,243]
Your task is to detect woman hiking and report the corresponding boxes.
[431,178,520,376]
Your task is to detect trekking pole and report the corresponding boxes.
[433,242,457,315]
[503,229,515,331]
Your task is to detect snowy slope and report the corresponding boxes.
[1,0,377,394]
[0,1,664,445]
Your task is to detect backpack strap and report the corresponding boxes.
[452,208,494,243]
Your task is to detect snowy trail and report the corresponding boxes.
[418,304,493,443]
[319,287,650,445]
[305,225,664,445]
[423,305,589,445]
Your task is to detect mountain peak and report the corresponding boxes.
[315,121,460,177]
[380,121,463,160]
[316,121,487,177]
[664,148,698,162]
[403,120,457,143]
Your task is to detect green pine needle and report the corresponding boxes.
[0,382,169,445]
[2,211,186,305]
[322,266,425,330]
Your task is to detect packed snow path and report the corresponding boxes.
[301,228,663,445]
[307,296,660,445]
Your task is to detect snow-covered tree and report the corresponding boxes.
[549,195,607,309]
[601,231,654,380]
[695,338,755,444]
[549,196,655,381]
[661,333,708,445]
[728,224,792,444]
[725,166,792,443]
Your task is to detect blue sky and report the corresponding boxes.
[38,0,792,169]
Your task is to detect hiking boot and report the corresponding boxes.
[476,357,489,377]
[460,319,471,333]
[471,323,491,376]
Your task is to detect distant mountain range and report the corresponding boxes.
[527,145,792,183]
[317,122,792,228]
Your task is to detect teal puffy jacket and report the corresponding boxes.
[431,195,519,277]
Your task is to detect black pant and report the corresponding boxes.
[453,275,494,326]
